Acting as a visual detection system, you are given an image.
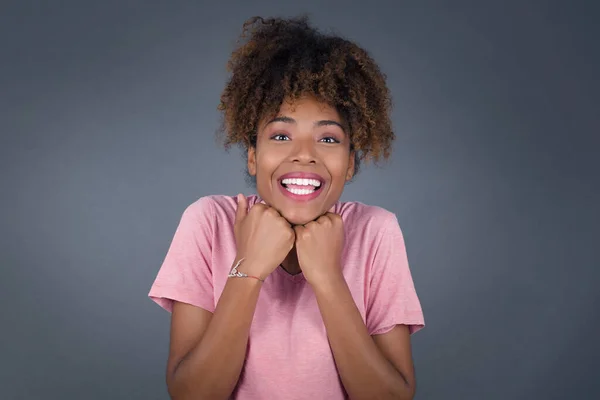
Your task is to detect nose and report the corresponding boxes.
[289,138,317,164]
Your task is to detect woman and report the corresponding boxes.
[149,16,425,400]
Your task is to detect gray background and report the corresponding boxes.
[1,1,598,399]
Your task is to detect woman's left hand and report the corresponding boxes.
[294,213,345,286]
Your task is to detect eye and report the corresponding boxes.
[320,136,340,144]
[271,133,290,141]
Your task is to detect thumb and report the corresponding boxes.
[235,193,248,225]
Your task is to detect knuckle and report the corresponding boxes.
[265,207,279,217]
[328,214,341,224]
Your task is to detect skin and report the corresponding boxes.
[248,96,354,274]
[248,96,354,226]
[165,96,417,399]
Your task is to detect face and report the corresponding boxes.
[248,96,355,225]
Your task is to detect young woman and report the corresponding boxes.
[149,16,425,400]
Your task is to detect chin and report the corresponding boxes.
[280,209,320,226]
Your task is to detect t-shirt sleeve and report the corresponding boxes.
[148,197,215,313]
[366,213,425,335]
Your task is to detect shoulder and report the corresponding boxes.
[184,194,261,221]
[336,200,399,233]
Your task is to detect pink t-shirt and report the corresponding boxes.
[149,194,424,399]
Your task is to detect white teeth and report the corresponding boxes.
[281,178,322,187]
[280,177,323,196]
[285,187,315,195]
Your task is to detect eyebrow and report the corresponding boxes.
[266,116,345,132]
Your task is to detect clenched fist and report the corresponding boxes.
[294,213,345,285]
[234,194,295,280]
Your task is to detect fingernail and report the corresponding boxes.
[237,193,242,201]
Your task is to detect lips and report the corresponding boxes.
[277,172,326,199]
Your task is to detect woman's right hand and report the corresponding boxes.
[233,194,295,280]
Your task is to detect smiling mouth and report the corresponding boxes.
[280,178,323,196]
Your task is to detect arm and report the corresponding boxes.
[312,275,416,400]
[166,263,262,400]
[157,195,295,399]
[294,212,422,399]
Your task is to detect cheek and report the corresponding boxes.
[327,154,351,182]
[254,148,283,180]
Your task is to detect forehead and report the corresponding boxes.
[273,96,341,121]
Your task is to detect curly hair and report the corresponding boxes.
[217,16,395,176]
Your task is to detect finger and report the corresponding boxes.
[326,212,342,220]
[235,193,248,225]
[327,213,343,229]
[316,214,331,224]
[267,206,294,226]
[293,225,304,236]
[265,205,281,217]
[302,220,316,229]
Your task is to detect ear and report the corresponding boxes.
[247,146,257,176]
[345,151,356,181]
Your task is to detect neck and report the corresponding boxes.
[280,246,302,275]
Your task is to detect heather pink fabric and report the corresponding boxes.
[149,194,424,399]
